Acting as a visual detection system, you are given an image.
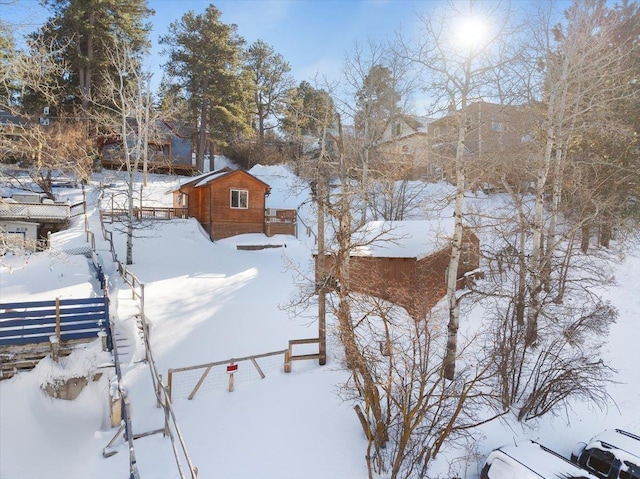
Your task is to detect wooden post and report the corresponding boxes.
[110,391,122,428]
[227,362,236,392]
[167,370,173,402]
[140,283,145,325]
[284,351,291,373]
[99,331,108,352]
[55,297,61,342]
[317,169,327,366]
[50,336,59,362]
[156,374,162,408]
[250,357,265,379]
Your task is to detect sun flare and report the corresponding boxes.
[453,15,488,51]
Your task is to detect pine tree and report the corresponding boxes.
[33,0,153,114]
[160,4,248,172]
[282,81,336,138]
[244,39,293,140]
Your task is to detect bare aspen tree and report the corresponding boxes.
[525,0,637,345]
[342,40,415,225]
[98,39,156,265]
[0,31,94,194]
[400,0,512,379]
[466,0,636,420]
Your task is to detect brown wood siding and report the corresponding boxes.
[265,222,296,237]
[173,170,271,240]
[349,256,417,304]
[315,227,481,319]
[209,175,267,224]
[208,174,268,239]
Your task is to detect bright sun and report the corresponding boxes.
[453,15,488,51]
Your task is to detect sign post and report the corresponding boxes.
[226,362,238,392]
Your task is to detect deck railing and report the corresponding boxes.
[102,206,188,222]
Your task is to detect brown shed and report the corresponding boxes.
[171,167,295,240]
[316,220,480,319]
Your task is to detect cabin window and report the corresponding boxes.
[230,189,249,209]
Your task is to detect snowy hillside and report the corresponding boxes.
[0,163,638,479]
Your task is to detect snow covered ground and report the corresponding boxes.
[1,162,638,479]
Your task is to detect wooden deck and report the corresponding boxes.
[101,159,197,176]
[101,206,189,222]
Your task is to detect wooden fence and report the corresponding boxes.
[0,296,110,347]
[167,338,322,400]
[167,350,287,401]
[102,206,188,223]
[284,337,321,373]
[97,190,197,479]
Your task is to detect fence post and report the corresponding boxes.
[140,283,145,322]
[284,350,291,373]
[110,384,122,428]
[50,336,59,362]
[55,297,61,342]
[228,362,235,392]
[156,374,162,409]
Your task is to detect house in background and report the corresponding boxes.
[170,167,297,241]
[316,220,480,319]
[0,219,39,252]
[0,193,84,249]
[0,110,32,164]
[373,102,534,186]
[428,101,534,186]
[99,119,197,175]
[373,115,435,180]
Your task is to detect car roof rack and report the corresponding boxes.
[615,429,640,442]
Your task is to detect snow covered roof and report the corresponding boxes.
[169,167,270,193]
[351,219,457,260]
[195,170,232,188]
[487,440,600,479]
[586,429,640,461]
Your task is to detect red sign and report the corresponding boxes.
[226,364,238,373]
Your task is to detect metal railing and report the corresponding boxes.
[96,188,197,479]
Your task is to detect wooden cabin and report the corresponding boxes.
[316,220,481,319]
[171,167,296,240]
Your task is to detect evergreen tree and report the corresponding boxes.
[354,64,401,144]
[282,81,335,138]
[0,21,17,107]
[32,0,153,114]
[243,39,293,140]
[160,4,248,172]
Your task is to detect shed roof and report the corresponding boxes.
[171,167,271,192]
[351,219,458,260]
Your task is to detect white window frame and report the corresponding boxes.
[230,189,249,209]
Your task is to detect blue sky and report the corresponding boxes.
[3,0,571,112]
[147,0,433,83]
[3,0,435,87]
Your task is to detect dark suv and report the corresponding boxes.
[571,429,640,479]
[481,439,599,479]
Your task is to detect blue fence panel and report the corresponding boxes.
[0,297,109,347]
